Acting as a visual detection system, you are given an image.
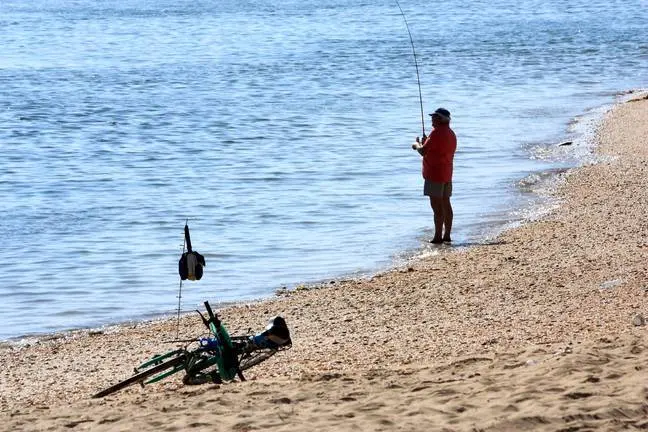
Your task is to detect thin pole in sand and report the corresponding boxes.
[175,219,188,339]
[393,0,426,138]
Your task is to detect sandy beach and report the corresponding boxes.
[1,93,647,431]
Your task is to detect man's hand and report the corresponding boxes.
[412,134,427,150]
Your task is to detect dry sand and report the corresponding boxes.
[1,93,647,431]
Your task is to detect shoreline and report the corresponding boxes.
[0,93,630,345]
[1,92,647,430]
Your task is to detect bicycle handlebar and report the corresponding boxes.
[204,301,214,319]
[203,301,221,329]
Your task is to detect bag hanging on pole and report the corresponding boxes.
[178,223,205,281]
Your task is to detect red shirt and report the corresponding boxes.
[422,124,456,182]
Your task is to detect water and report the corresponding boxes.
[1,0,646,340]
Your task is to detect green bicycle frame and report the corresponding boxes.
[144,363,186,384]
[132,301,240,386]
[210,321,239,381]
[136,349,184,371]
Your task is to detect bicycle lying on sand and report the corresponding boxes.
[93,301,291,398]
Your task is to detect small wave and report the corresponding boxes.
[517,168,569,193]
[51,310,88,317]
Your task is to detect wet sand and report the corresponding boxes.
[1,93,647,431]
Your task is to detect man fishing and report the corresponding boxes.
[413,108,457,244]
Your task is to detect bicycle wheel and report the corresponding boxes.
[238,348,277,371]
[183,369,222,385]
[182,354,221,385]
[92,352,187,398]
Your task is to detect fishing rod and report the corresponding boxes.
[175,218,188,339]
[393,0,426,137]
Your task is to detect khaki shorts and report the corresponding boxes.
[424,180,452,198]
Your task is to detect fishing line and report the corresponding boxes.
[393,0,425,137]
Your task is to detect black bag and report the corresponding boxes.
[179,251,206,281]
[178,223,206,281]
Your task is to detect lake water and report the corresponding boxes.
[1,0,647,340]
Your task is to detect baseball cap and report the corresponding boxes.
[429,108,451,121]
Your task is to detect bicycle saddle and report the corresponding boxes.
[260,316,291,347]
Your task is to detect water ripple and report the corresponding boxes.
[0,0,646,339]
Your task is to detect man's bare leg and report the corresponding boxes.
[430,197,444,243]
[442,196,453,242]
